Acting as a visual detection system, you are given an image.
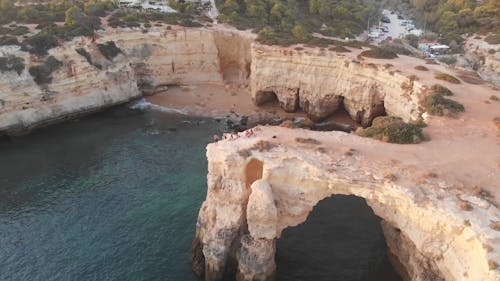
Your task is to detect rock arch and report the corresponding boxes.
[191,137,499,281]
[275,194,402,281]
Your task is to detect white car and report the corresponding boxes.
[380,26,389,33]
[368,32,380,38]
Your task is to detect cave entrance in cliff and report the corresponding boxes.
[327,100,361,129]
[275,195,402,281]
[254,91,279,108]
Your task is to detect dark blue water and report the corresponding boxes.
[0,108,222,281]
[276,195,402,281]
[0,106,401,281]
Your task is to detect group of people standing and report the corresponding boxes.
[213,128,256,142]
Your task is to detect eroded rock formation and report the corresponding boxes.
[1,26,431,134]
[464,36,500,85]
[251,46,425,124]
[0,28,253,134]
[191,127,500,281]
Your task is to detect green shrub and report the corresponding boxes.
[414,65,429,71]
[437,56,457,65]
[329,45,351,52]
[359,46,398,59]
[179,18,203,27]
[356,116,426,144]
[431,84,453,96]
[75,47,103,69]
[405,34,419,48]
[9,26,30,36]
[0,56,25,75]
[21,28,58,55]
[421,93,464,116]
[0,35,20,46]
[379,42,412,55]
[28,56,63,85]
[97,41,122,60]
[214,0,382,45]
[435,73,461,84]
[84,1,116,17]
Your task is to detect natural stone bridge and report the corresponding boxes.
[190,126,500,281]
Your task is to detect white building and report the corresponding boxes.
[118,0,177,12]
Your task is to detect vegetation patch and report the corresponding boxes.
[490,221,500,231]
[431,84,453,96]
[97,41,122,61]
[108,4,208,28]
[0,35,20,46]
[76,48,92,65]
[378,42,412,56]
[295,137,321,145]
[21,29,59,56]
[472,185,494,201]
[414,65,428,71]
[75,48,102,69]
[485,34,500,45]
[456,71,485,85]
[251,140,278,152]
[489,260,499,270]
[28,56,63,85]
[355,116,426,144]
[420,93,464,116]
[490,95,499,101]
[437,56,457,65]
[359,47,398,59]
[216,0,382,45]
[0,56,25,75]
[458,201,473,211]
[409,0,498,44]
[329,45,350,52]
[8,25,30,36]
[435,73,461,84]
[1,1,116,55]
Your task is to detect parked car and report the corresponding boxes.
[380,26,389,33]
[386,36,393,41]
[397,15,403,20]
[381,16,391,23]
[368,32,380,38]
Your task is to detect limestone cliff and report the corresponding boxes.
[464,36,500,85]
[251,45,425,124]
[191,127,500,281]
[1,26,430,134]
[0,28,253,134]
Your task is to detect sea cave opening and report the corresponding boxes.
[275,195,403,281]
[254,91,280,108]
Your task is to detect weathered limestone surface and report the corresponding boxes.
[251,46,425,124]
[464,36,500,85]
[0,28,253,134]
[191,127,500,281]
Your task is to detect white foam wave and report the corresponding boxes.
[128,98,189,115]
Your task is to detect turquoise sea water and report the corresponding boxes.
[0,106,401,281]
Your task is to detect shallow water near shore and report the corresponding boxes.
[0,106,400,281]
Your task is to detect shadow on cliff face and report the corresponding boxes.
[275,195,402,281]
